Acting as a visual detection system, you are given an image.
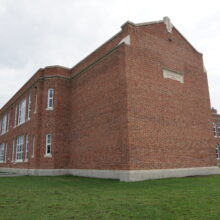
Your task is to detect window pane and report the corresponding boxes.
[48,89,54,108]
[0,144,4,161]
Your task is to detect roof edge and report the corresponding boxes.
[122,17,202,55]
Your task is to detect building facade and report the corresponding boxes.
[0,17,219,181]
[211,108,220,165]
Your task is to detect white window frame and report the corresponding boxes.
[12,140,15,162]
[27,94,31,120]
[47,88,54,110]
[45,134,52,157]
[25,135,29,161]
[6,113,10,132]
[4,143,7,163]
[14,106,17,127]
[216,124,220,137]
[1,114,7,134]
[32,136,35,158]
[34,93,37,113]
[16,136,24,162]
[0,143,5,163]
[18,99,26,125]
[213,123,217,137]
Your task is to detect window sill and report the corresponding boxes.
[15,160,23,163]
[0,131,8,136]
[14,121,26,128]
[44,154,52,158]
[24,159,28,162]
[46,107,53,111]
[0,161,5,163]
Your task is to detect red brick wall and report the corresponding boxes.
[125,23,216,169]
[69,45,129,170]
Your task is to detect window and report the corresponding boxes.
[4,143,7,163]
[45,134,52,156]
[216,124,220,137]
[18,99,26,125]
[14,106,17,127]
[213,124,217,137]
[12,140,15,162]
[34,93,37,113]
[216,144,220,159]
[47,88,54,109]
[32,136,35,158]
[1,114,7,134]
[0,143,5,162]
[6,113,10,132]
[27,94,31,120]
[25,135,29,161]
[16,136,24,162]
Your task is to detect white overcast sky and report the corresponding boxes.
[0,0,220,111]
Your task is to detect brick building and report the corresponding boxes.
[0,17,219,181]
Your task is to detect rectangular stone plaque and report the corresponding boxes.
[163,69,184,83]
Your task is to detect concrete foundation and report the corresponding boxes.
[1,167,220,181]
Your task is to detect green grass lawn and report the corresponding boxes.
[0,175,220,220]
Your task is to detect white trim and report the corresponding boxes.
[6,113,10,132]
[34,93,37,114]
[46,107,53,111]
[4,143,7,163]
[118,35,131,45]
[45,134,52,156]
[27,93,31,120]
[44,154,52,158]
[0,143,5,163]
[32,136,35,158]
[11,140,15,162]
[25,135,29,161]
[17,99,26,125]
[216,144,220,159]
[16,135,24,161]
[15,159,23,163]
[47,88,54,109]
[163,69,184,83]
[1,167,220,182]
